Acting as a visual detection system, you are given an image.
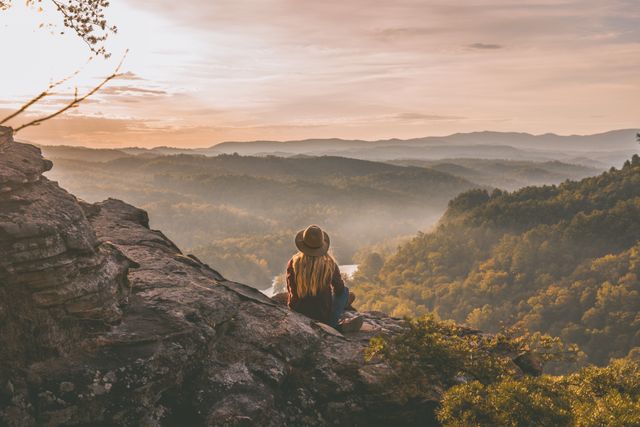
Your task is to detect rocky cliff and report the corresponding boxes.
[0,127,438,426]
[0,128,535,426]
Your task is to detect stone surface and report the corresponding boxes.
[0,135,534,426]
[0,135,431,426]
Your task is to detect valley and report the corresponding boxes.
[40,133,612,293]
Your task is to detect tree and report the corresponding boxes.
[357,252,384,280]
[0,0,116,57]
[438,357,640,426]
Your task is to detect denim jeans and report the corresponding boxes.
[330,286,350,328]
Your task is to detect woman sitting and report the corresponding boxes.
[286,225,363,333]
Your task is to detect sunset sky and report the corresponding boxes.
[0,0,638,147]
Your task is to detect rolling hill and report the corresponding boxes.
[350,155,640,365]
[44,152,478,289]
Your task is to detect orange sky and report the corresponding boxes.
[0,0,638,147]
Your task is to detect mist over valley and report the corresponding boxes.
[39,130,621,290]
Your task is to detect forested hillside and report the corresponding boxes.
[351,155,640,365]
[44,152,476,288]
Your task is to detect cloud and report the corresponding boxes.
[373,27,445,41]
[5,0,639,147]
[115,71,146,81]
[393,113,466,122]
[101,86,168,96]
[468,43,503,50]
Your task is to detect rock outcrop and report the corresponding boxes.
[0,127,433,426]
[0,127,535,426]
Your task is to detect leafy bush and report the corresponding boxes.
[438,358,640,426]
[365,316,577,401]
[366,316,638,426]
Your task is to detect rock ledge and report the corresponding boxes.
[0,127,535,426]
[0,127,429,426]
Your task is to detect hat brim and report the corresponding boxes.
[295,229,330,256]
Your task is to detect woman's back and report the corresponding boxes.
[285,224,361,331]
[286,252,344,324]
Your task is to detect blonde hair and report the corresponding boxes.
[291,251,336,298]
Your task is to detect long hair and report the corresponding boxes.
[291,251,336,298]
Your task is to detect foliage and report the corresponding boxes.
[351,159,640,364]
[191,232,294,289]
[1,0,116,56]
[366,316,638,426]
[354,251,385,281]
[365,315,577,402]
[438,357,640,426]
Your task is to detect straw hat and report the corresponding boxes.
[295,225,330,256]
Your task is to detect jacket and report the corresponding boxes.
[286,258,345,324]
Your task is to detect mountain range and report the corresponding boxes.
[33,129,638,167]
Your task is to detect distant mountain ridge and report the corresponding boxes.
[211,129,637,153]
[40,129,629,167]
[34,130,637,167]
[388,158,600,191]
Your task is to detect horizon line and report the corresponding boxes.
[22,127,639,151]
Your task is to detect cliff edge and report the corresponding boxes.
[0,127,539,426]
[0,127,435,426]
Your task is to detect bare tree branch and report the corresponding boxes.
[13,50,128,133]
[0,58,92,125]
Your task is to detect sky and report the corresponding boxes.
[0,0,638,147]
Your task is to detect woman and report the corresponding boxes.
[286,225,363,333]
